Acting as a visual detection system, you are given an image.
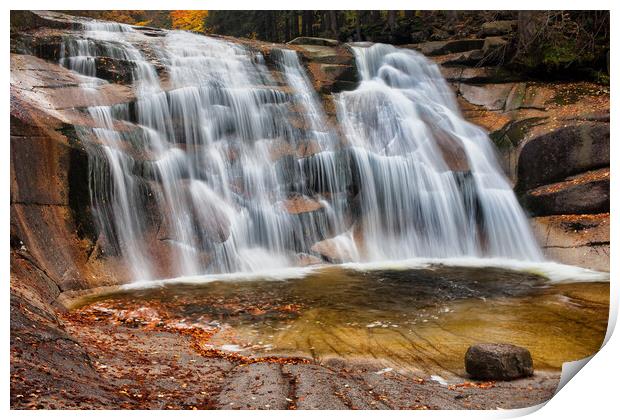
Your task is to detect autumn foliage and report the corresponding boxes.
[170,10,209,32]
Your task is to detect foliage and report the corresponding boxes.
[204,10,492,44]
[512,11,609,78]
[170,10,209,32]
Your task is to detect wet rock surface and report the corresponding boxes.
[531,213,609,272]
[465,344,534,381]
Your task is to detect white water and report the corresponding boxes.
[123,258,609,291]
[59,22,550,282]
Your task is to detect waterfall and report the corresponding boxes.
[336,44,542,261]
[59,25,542,281]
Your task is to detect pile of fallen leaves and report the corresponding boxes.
[448,381,496,390]
[64,300,312,368]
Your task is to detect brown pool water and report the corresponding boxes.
[72,265,609,378]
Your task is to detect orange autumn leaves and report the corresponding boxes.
[170,10,209,32]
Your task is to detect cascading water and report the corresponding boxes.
[59,22,542,282]
[335,44,542,261]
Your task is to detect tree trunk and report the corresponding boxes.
[290,11,299,39]
[301,11,315,37]
[284,12,291,41]
[271,11,279,42]
[329,10,338,38]
[387,10,396,40]
[307,11,314,36]
[355,11,362,41]
[517,11,542,52]
[446,11,458,24]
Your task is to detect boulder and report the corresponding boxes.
[91,56,137,84]
[482,36,509,55]
[522,168,609,216]
[11,54,136,110]
[288,37,340,47]
[479,20,517,37]
[10,10,74,31]
[465,343,533,381]
[296,139,322,158]
[516,122,610,191]
[431,128,470,172]
[504,83,528,111]
[295,253,323,266]
[410,31,428,44]
[310,234,359,263]
[293,44,354,65]
[430,28,450,41]
[306,62,358,93]
[459,83,515,111]
[131,25,166,37]
[488,117,546,182]
[442,66,519,84]
[279,195,324,214]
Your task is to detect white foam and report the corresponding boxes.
[340,257,609,283]
[122,257,607,292]
[122,265,320,290]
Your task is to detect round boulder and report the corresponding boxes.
[465,343,534,381]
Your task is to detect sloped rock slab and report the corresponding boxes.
[418,39,485,56]
[522,168,609,216]
[531,213,609,272]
